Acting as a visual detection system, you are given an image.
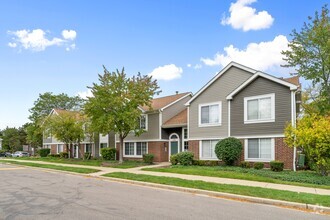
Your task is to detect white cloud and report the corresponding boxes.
[187,64,192,68]
[149,64,183,81]
[200,35,289,71]
[62,30,77,40]
[8,29,77,52]
[77,89,93,100]
[193,64,202,69]
[221,0,274,31]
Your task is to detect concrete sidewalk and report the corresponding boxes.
[2,158,330,196]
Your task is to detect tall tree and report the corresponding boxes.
[84,67,159,163]
[27,92,85,149]
[43,110,86,158]
[0,126,27,152]
[282,5,330,114]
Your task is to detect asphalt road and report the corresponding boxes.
[0,164,328,220]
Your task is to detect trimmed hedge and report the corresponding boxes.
[193,160,220,166]
[254,162,264,170]
[240,161,251,168]
[59,152,69,159]
[215,137,242,165]
[177,152,194,166]
[101,148,116,161]
[270,161,284,172]
[143,154,154,164]
[38,148,50,157]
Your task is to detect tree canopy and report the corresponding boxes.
[282,5,330,114]
[84,67,159,162]
[0,126,27,152]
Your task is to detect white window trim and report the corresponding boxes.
[244,138,275,162]
[244,93,275,124]
[123,142,148,158]
[57,144,64,154]
[199,140,219,161]
[198,101,222,127]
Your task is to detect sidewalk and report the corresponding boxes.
[2,158,330,196]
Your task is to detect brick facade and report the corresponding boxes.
[188,140,199,160]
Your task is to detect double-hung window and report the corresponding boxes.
[200,140,219,160]
[245,138,274,162]
[139,115,147,130]
[124,142,147,157]
[199,102,222,127]
[57,144,64,153]
[244,94,275,124]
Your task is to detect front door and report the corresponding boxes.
[73,145,78,158]
[169,133,180,159]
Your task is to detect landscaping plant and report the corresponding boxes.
[253,162,264,170]
[101,148,116,160]
[38,148,50,157]
[215,137,242,165]
[143,154,154,164]
[270,161,284,172]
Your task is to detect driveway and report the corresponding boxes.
[0,164,328,220]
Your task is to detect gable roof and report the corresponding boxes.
[49,108,83,119]
[185,62,257,105]
[282,76,300,87]
[226,71,299,100]
[141,92,191,112]
[162,108,187,128]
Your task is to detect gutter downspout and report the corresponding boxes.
[291,90,297,172]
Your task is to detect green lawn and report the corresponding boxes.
[9,157,148,169]
[143,166,330,189]
[103,172,330,207]
[1,161,100,174]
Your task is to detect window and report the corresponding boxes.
[199,102,222,127]
[57,144,64,153]
[183,128,188,139]
[124,142,147,157]
[44,145,51,149]
[245,138,274,162]
[136,142,147,156]
[184,141,189,151]
[85,144,92,153]
[139,115,147,130]
[200,140,219,160]
[244,94,275,123]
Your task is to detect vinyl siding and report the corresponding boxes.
[162,95,191,124]
[231,77,292,136]
[189,66,253,139]
[124,112,160,141]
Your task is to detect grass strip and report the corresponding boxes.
[103,172,330,207]
[11,157,147,169]
[1,161,100,174]
[143,166,330,190]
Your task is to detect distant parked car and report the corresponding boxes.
[5,152,12,157]
[12,151,30,157]
[0,152,5,157]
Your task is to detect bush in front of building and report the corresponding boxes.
[59,152,69,159]
[253,162,264,170]
[177,151,194,165]
[215,137,242,166]
[270,160,284,172]
[170,154,178,165]
[143,154,154,164]
[84,152,92,160]
[101,148,116,161]
[38,148,50,157]
[240,161,251,168]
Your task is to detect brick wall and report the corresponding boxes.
[188,140,199,159]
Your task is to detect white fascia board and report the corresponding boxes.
[161,93,192,111]
[226,72,298,100]
[185,62,257,106]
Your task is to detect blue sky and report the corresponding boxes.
[0,0,327,129]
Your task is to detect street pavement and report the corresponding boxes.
[0,163,328,220]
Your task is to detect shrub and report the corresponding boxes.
[240,161,251,168]
[215,137,242,165]
[170,154,178,165]
[38,148,50,157]
[177,152,194,166]
[143,154,154,164]
[47,154,60,158]
[254,162,264,170]
[193,160,219,166]
[270,160,284,172]
[101,148,116,160]
[59,152,68,159]
[84,152,92,160]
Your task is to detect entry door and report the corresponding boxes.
[74,145,78,158]
[170,141,178,155]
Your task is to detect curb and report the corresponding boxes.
[94,175,330,214]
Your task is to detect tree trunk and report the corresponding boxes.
[119,134,124,163]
